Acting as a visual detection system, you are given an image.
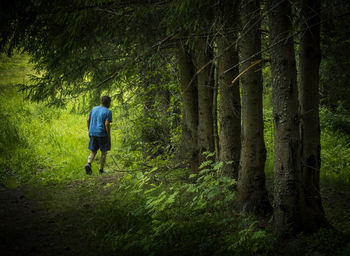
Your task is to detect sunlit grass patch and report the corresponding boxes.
[0,54,95,185]
[0,53,33,85]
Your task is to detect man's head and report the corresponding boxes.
[102,96,111,108]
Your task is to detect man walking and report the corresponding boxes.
[85,96,112,175]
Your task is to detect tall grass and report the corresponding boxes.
[0,88,88,185]
[0,53,120,185]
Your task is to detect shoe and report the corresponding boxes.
[85,164,92,175]
[99,169,104,174]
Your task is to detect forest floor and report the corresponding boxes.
[265,174,350,236]
[0,173,121,256]
[0,172,350,256]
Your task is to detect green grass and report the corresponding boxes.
[0,53,122,185]
[0,53,33,85]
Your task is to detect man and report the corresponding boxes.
[85,96,112,175]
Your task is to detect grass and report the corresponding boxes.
[0,53,126,185]
[0,83,89,185]
[0,53,33,84]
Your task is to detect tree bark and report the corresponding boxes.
[177,42,199,172]
[195,38,215,162]
[217,0,241,179]
[299,0,329,231]
[213,68,220,161]
[237,0,272,216]
[268,0,304,237]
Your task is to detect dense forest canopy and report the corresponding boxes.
[1,0,350,111]
[1,0,350,254]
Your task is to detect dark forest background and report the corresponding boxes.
[0,0,350,255]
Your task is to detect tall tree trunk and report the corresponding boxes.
[195,38,215,162]
[237,0,272,216]
[268,0,304,237]
[217,0,241,179]
[177,42,199,172]
[213,68,220,161]
[299,0,329,231]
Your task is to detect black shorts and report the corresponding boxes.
[88,136,111,152]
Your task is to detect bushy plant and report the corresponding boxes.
[319,107,350,183]
[94,155,274,256]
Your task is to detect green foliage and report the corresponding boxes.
[0,53,116,185]
[0,86,41,185]
[263,104,274,175]
[320,106,350,135]
[0,83,89,185]
[93,156,274,256]
[320,0,350,114]
[226,225,274,256]
[0,53,181,185]
[320,107,350,183]
[0,0,175,106]
[288,228,348,256]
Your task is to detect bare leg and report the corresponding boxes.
[88,151,97,164]
[100,151,107,172]
[85,151,97,175]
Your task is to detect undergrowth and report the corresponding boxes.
[263,105,350,184]
[93,156,275,256]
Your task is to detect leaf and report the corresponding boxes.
[199,160,212,169]
[207,189,219,200]
[166,191,178,205]
[149,167,158,173]
[186,184,198,193]
[189,173,197,179]
[213,161,224,171]
[136,171,143,179]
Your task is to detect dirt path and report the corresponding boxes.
[0,185,68,256]
[0,174,120,256]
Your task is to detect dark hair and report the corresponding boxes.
[102,96,111,107]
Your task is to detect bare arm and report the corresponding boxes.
[105,120,111,138]
[87,115,91,130]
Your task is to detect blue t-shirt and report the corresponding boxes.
[89,106,112,137]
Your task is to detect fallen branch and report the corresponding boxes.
[231,59,269,85]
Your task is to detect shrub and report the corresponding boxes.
[94,155,274,256]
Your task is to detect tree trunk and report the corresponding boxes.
[177,42,199,172]
[213,67,220,161]
[237,0,272,216]
[299,0,329,231]
[268,0,304,237]
[195,38,215,162]
[217,0,241,179]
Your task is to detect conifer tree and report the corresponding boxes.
[237,0,271,215]
[299,0,329,231]
[268,0,304,236]
[217,0,241,179]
